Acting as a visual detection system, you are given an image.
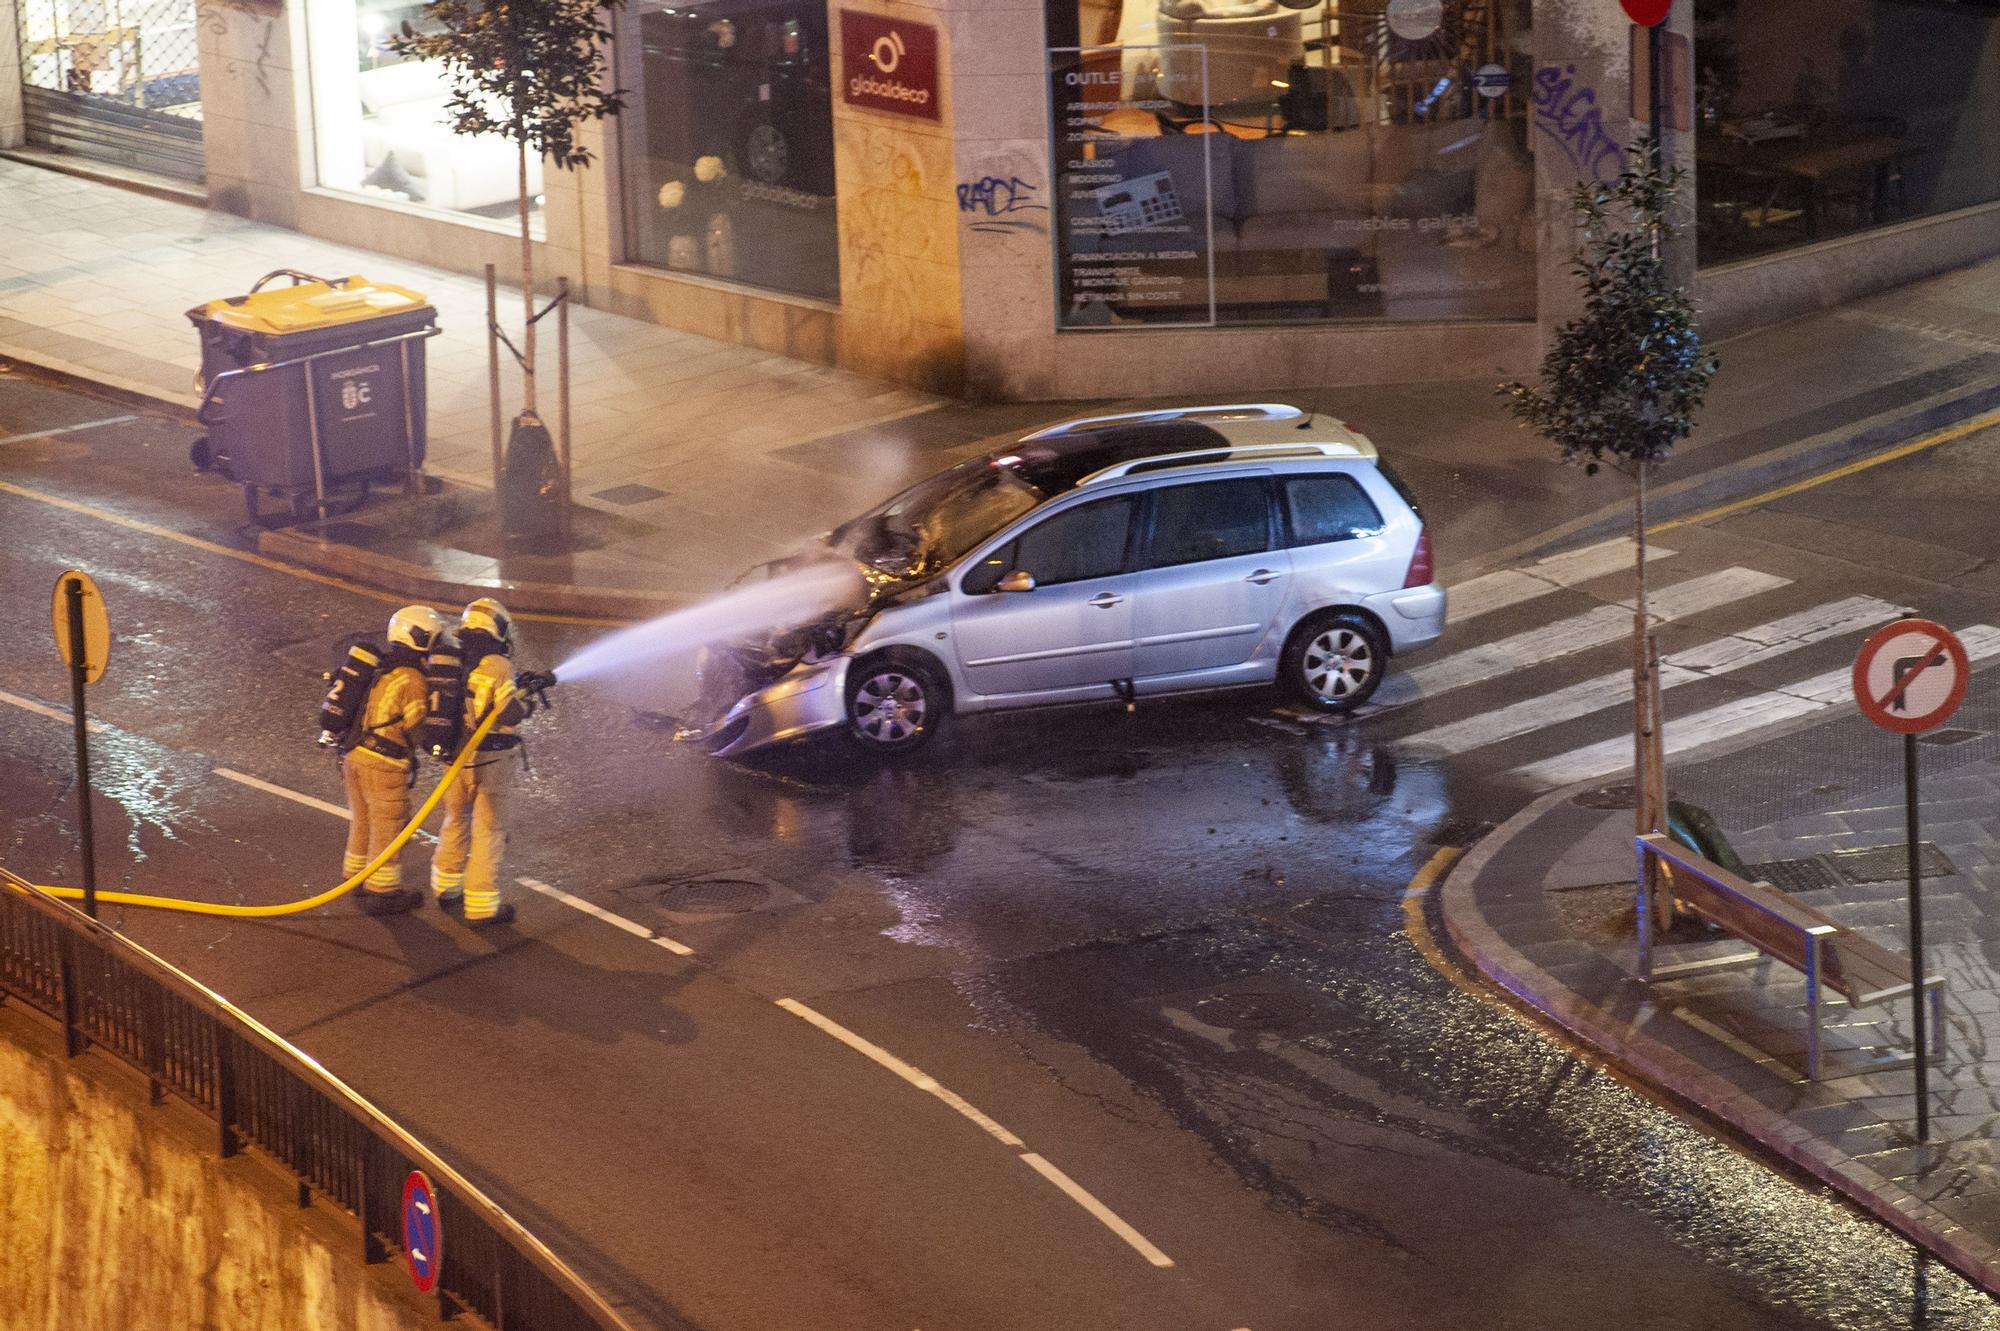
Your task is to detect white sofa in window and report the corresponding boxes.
[356,60,542,213]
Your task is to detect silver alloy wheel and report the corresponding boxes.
[1301,626,1376,702]
[745,123,789,184]
[851,669,928,745]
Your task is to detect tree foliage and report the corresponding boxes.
[390,0,624,169]
[1502,141,1717,477]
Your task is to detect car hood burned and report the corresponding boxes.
[675,542,937,741]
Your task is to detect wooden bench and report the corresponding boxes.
[1636,832,1944,1080]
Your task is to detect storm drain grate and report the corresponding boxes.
[1572,783,1636,810]
[1428,817,1494,848]
[1745,858,1844,895]
[1192,991,1317,1033]
[1919,728,1985,747]
[1827,843,1956,885]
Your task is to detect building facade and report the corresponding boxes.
[3,0,1998,398]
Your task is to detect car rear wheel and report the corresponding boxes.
[845,656,940,755]
[1284,612,1388,712]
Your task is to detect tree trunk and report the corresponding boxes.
[518,139,536,414]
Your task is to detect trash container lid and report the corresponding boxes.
[198,276,432,334]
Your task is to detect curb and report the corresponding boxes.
[0,350,201,424]
[1438,786,2000,1297]
[1473,377,2000,575]
[255,527,689,622]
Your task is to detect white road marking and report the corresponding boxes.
[1404,567,1790,700]
[0,687,110,732]
[0,413,138,445]
[1019,1153,1176,1268]
[775,998,1177,1268]
[1448,537,1677,624]
[1512,623,2000,788]
[214,766,351,819]
[775,998,1025,1146]
[1403,596,1898,758]
[518,877,694,955]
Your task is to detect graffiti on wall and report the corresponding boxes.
[1533,64,1627,186]
[957,175,1048,236]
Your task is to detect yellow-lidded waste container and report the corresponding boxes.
[188,269,437,525]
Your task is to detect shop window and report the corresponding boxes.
[1696,0,2000,266]
[304,0,543,227]
[1049,0,1536,329]
[617,0,839,302]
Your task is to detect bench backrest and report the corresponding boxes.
[1641,832,1835,976]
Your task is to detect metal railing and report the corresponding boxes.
[0,871,638,1331]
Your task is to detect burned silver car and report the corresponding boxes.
[679,404,1445,757]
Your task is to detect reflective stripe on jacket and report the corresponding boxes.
[349,663,428,769]
[463,653,526,752]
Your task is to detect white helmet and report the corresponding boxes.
[386,605,447,653]
[461,597,512,649]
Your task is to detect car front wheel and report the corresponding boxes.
[1284,612,1388,712]
[845,656,941,754]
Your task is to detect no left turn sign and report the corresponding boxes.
[1853,618,1970,734]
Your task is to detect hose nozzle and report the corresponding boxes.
[514,669,558,708]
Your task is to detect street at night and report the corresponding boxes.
[8,365,2000,1329]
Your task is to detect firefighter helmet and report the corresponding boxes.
[386,605,447,653]
[461,597,512,650]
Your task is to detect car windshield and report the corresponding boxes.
[832,456,1046,576]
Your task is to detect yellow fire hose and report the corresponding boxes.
[3,699,510,919]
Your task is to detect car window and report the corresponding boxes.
[1284,475,1384,546]
[1141,479,1272,569]
[960,497,1135,593]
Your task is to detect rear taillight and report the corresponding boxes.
[1403,527,1433,588]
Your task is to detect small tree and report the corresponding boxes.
[393,0,623,530]
[1502,140,1718,925]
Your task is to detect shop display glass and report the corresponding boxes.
[1048,0,1536,329]
[303,0,543,226]
[617,0,840,302]
[1694,0,2000,265]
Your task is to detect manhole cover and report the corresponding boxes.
[1919,728,1984,747]
[643,877,771,915]
[1746,858,1843,895]
[1827,843,1956,885]
[1192,991,1315,1032]
[1572,784,1636,810]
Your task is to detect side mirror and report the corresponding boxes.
[997,570,1037,594]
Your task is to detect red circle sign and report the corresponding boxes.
[1621,0,1670,25]
[1852,618,1969,734]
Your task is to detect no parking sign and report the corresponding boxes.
[402,1170,443,1294]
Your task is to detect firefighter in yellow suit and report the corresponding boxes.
[340,605,445,914]
[430,598,531,926]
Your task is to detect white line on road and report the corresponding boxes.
[518,877,694,955]
[1402,596,1898,758]
[1019,1153,1176,1269]
[214,766,351,819]
[775,997,1177,1269]
[0,687,110,732]
[0,414,138,445]
[1447,537,1677,624]
[1512,623,2000,788]
[776,998,1025,1146]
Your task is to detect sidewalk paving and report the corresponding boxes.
[1443,683,2000,1296]
[5,153,2000,613]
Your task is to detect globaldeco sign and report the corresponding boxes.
[839,9,941,122]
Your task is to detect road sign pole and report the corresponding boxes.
[1906,730,1929,1141]
[1648,19,1664,173]
[64,575,98,920]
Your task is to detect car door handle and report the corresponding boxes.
[1244,569,1281,585]
[1088,592,1125,608]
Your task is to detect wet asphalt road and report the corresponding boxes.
[4,369,2000,1330]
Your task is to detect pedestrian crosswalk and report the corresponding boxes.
[1322,537,1997,794]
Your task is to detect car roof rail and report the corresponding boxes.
[1078,440,1368,486]
[1019,403,1304,442]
